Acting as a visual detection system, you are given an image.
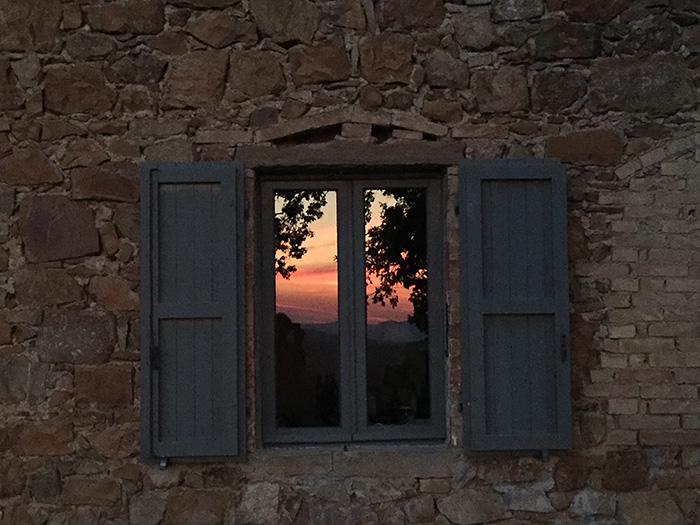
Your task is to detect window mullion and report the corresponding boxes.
[351,181,369,439]
[338,181,358,438]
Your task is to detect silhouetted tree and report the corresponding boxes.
[274,189,427,330]
[365,189,428,331]
[274,190,328,279]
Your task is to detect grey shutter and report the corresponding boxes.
[460,159,571,452]
[140,161,245,459]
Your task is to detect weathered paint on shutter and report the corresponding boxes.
[460,159,571,451]
[140,161,244,459]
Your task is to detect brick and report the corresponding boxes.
[649,322,700,337]
[649,353,700,368]
[666,279,700,292]
[583,383,639,398]
[639,430,700,446]
[618,415,680,430]
[674,369,700,384]
[75,365,133,406]
[611,248,638,262]
[610,278,639,292]
[609,325,636,339]
[640,384,698,399]
[649,400,700,414]
[608,399,638,415]
[636,264,688,277]
[615,369,672,385]
[607,430,638,446]
[600,352,627,368]
[575,262,630,278]
[682,415,700,429]
[618,338,675,353]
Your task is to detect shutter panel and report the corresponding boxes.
[140,162,245,459]
[460,159,571,451]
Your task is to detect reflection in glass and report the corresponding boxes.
[365,189,430,425]
[274,190,340,428]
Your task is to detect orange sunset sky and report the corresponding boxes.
[275,191,414,325]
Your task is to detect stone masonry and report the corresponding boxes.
[1,0,700,524]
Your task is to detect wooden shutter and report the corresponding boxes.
[140,162,245,459]
[460,159,571,452]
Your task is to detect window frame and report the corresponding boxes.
[257,171,446,446]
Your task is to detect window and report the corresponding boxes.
[259,175,445,444]
[139,157,571,460]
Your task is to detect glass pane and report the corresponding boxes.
[274,190,340,428]
[364,188,430,426]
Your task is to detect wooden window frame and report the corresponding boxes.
[257,171,447,445]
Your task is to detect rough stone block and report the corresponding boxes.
[290,38,351,86]
[360,33,414,85]
[248,0,320,44]
[85,0,164,34]
[453,7,496,50]
[546,129,623,166]
[471,67,529,113]
[618,491,685,525]
[13,419,73,456]
[535,18,602,59]
[19,195,99,262]
[0,0,62,52]
[165,488,229,525]
[492,0,543,21]
[565,0,631,23]
[589,57,695,115]
[14,267,82,307]
[62,477,121,506]
[602,451,648,491]
[165,50,228,109]
[379,0,445,29]
[0,148,62,186]
[437,488,509,524]
[44,65,116,115]
[90,276,139,311]
[75,365,133,406]
[228,49,286,100]
[72,163,139,203]
[89,425,138,459]
[423,50,470,89]
[36,311,115,364]
[130,492,167,525]
[186,12,247,49]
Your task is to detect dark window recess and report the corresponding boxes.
[140,161,245,460]
[260,177,446,444]
[459,159,571,452]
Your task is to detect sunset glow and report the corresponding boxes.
[274,190,417,325]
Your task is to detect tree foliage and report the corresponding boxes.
[365,189,427,331]
[274,188,427,331]
[274,190,328,279]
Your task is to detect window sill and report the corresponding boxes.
[242,443,458,479]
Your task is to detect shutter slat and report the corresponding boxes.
[460,159,571,452]
[141,162,244,459]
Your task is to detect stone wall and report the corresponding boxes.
[0,0,699,523]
